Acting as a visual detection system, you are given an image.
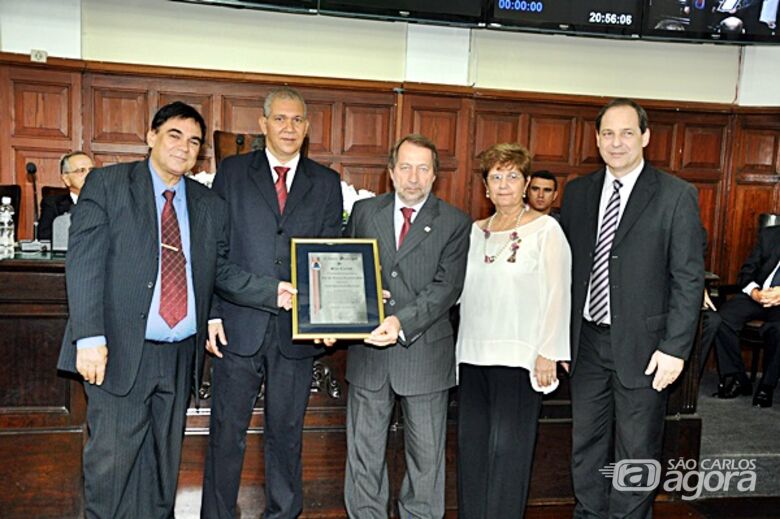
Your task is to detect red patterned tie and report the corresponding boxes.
[274,166,289,214]
[159,190,187,328]
[398,207,415,248]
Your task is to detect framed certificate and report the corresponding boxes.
[291,238,385,339]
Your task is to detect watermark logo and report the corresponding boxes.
[601,458,757,500]
[600,459,661,492]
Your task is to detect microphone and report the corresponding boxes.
[19,161,50,252]
[26,162,40,235]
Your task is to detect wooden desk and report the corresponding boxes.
[0,255,704,518]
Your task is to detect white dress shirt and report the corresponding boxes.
[583,160,644,324]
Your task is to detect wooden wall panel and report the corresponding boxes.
[473,112,521,156]
[92,88,148,145]
[342,103,392,157]
[644,121,676,171]
[528,114,574,164]
[400,94,471,212]
[12,81,70,140]
[681,124,727,174]
[221,95,264,134]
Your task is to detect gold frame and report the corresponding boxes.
[291,238,384,339]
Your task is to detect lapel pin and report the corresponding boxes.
[424,226,431,233]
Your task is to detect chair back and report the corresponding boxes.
[758,213,780,229]
[0,184,21,235]
[41,186,69,200]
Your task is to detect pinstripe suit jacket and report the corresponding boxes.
[344,192,471,396]
[57,161,279,396]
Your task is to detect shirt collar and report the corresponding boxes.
[266,148,301,175]
[148,159,185,199]
[605,159,644,191]
[394,193,428,214]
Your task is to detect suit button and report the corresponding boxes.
[277,228,283,235]
[140,313,145,320]
[147,282,154,289]
[389,299,396,307]
[275,258,282,265]
[391,271,398,278]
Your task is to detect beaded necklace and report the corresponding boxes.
[482,207,526,264]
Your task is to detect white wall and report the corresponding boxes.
[0,0,81,59]
[738,46,780,105]
[82,0,407,82]
[2,0,779,106]
[473,30,742,103]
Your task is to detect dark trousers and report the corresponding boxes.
[714,293,780,387]
[457,363,542,519]
[83,337,194,519]
[201,320,314,519]
[571,321,667,519]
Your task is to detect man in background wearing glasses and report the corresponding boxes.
[38,150,94,240]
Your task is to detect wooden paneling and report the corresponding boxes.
[528,114,575,164]
[92,88,148,145]
[681,124,727,174]
[401,94,471,212]
[12,81,70,140]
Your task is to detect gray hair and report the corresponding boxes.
[263,87,307,118]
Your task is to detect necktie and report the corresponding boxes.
[274,166,289,214]
[159,190,187,328]
[589,179,622,324]
[398,207,415,248]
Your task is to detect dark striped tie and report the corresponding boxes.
[589,179,622,324]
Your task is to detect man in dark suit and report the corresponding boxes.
[57,102,292,519]
[559,98,705,519]
[201,87,343,519]
[38,151,94,240]
[343,134,471,518]
[714,224,780,407]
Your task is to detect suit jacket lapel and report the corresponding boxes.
[372,195,396,265]
[396,196,438,263]
[613,165,658,248]
[248,151,282,219]
[129,161,158,254]
[185,178,206,298]
[585,170,604,250]
[282,160,312,220]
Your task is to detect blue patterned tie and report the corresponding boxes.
[589,179,622,324]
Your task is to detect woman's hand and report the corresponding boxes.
[534,354,557,388]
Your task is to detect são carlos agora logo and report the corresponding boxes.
[600,458,757,500]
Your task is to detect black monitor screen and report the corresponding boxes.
[643,0,780,43]
[318,0,484,25]
[171,0,318,13]
[488,1,644,36]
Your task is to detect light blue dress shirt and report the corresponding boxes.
[76,161,196,349]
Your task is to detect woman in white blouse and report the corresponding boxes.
[456,143,571,518]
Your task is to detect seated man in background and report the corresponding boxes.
[714,224,780,408]
[526,170,559,218]
[38,151,94,240]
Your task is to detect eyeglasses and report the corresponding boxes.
[65,167,93,175]
[268,115,307,128]
[487,172,523,184]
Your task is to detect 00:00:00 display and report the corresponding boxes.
[497,0,543,12]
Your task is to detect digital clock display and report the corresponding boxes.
[490,0,643,36]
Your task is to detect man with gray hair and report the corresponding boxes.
[201,87,343,519]
[39,151,94,240]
